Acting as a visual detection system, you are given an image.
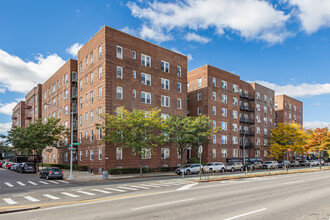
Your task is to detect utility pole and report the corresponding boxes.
[286,149,290,172]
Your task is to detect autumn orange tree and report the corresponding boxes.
[270,122,309,160]
[303,127,330,169]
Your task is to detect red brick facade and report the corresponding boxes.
[12,101,25,128]
[275,94,303,125]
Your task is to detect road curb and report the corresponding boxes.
[0,206,40,215]
[195,167,330,182]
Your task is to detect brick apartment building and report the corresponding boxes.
[41,59,78,165]
[12,101,25,128]
[275,94,303,126]
[187,65,275,164]
[76,26,187,173]
[24,84,42,127]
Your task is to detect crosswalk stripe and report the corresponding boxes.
[4,182,14,187]
[28,181,37,186]
[48,180,59,184]
[43,194,60,200]
[17,181,26,186]
[76,191,96,196]
[57,180,69,184]
[24,196,40,202]
[104,188,127,192]
[91,189,112,194]
[128,185,150,189]
[61,192,80,198]
[3,198,17,204]
[117,186,138,191]
[39,181,49,185]
[137,184,161,188]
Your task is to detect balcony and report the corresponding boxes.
[239,130,255,136]
[25,115,32,120]
[239,93,255,100]
[239,105,254,112]
[239,117,255,124]
[240,143,255,148]
[72,120,77,131]
[72,103,77,114]
[71,88,77,99]
[72,72,78,82]
[24,104,32,109]
[12,116,17,120]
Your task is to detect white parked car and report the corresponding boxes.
[203,162,225,173]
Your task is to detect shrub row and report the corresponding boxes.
[41,163,88,171]
[108,166,177,175]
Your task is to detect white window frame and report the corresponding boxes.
[116,86,123,99]
[116,46,123,59]
[141,91,151,104]
[161,78,170,90]
[141,73,151,86]
[161,95,170,107]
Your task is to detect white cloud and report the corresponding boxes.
[304,121,330,129]
[0,49,65,93]
[127,0,291,44]
[121,26,138,36]
[184,33,210,44]
[171,48,193,61]
[66,43,83,57]
[0,88,5,93]
[0,122,11,134]
[0,102,18,116]
[289,0,330,34]
[255,81,330,97]
[139,25,172,43]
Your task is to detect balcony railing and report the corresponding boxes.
[24,104,32,109]
[72,120,77,131]
[239,130,255,136]
[239,93,255,100]
[72,72,78,82]
[239,105,255,112]
[240,143,255,148]
[71,87,77,99]
[25,115,32,120]
[239,118,255,124]
[72,103,77,114]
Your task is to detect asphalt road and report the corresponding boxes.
[1,168,330,219]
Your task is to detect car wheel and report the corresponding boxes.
[46,175,49,180]
[240,167,244,171]
[221,168,225,173]
[209,168,213,173]
[186,170,191,175]
[231,167,234,172]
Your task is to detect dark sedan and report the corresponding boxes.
[17,162,36,173]
[40,167,63,180]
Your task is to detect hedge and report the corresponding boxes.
[108,166,177,175]
[40,163,88,171]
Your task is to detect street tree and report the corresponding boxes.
[165,115,217,166]
[6,118,66,171]
[270,122,309,160]
[97,108,166,176]
[0,135,11,160]
[303,127,330,169]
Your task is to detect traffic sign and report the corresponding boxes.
[68,147,75,150]
[198,145,203,154]
[69,143,80,147]
[288,149,291,151]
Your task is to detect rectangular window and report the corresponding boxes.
[99,87,102,99]
[90,150,93,160]
[177,82,181,93]
[98,45,102,58]
[222,149,227,158]
[161,78,170,90]
[133,89,136,98]
[98,128,102,140]
[233,123,238,132]
[222,108,227,117]
[98,107,102,120]
[132,51,136,59]
[212,92,216,101]
[213,135,216,144]
[141,91,151,104]
[141,54,151,67]
[177,99,182,109]
[177,66,181,76]
[65,74,68,84]
[90,129,94,141]
[232,136,238,144]
[117,66,123,79]
[116,46,123,59]
[64,89,68,100]
[142,148,151,159]
[161,95,170,107]
[79,115,82,126]
[79,151,82,161]
[116,148,123,160]
[79,79,82,91]
[197,78,202,87]
[197,92,202,101]
[212,106,216,115]
[161,60,170,72]
[222,122,227,131]
[233,97,238,106]
[90,72,93,84]
[213,120,216,129]
[90,111,94,123]
[98,66,102,79]
[233,84,238,92]
[161,148,170,159]
[132,70,136,79]
[90,91,94,103]
[222,136,228,144]
[212,77,216,87]
[213,149,216,158]
[197,107,202,116]
[90,52,94,64]
[233,149,238,157]
[222,80,227,90]
[233,110,238,119]
[79,62,82,73]
[79,97,82,108]
[141,73,151,85]
[117,87,123,99]
[98,148,102,160]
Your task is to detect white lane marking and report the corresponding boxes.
[4,182,14,187]
[39,181,49,185]
[128,185,150,190]
[28,181,38,186]
[17,181,26,186]
[283,180,304,185]
[104,188,126,192]
[224,208,267,220]
[43,194,60,200]
[138,184,161,188]
[48,180,59,184]
[61,192,80,198]
[76,191,96,196]
[117,186,139,191]
[132,198,194,211]
[177,183,198,191]
[3,198,17,204]
[57,180,69,184]
[24,196,40,202]
[91,189,112,194]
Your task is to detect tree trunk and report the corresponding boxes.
[139,155,143,176]
[181,155,183,168]
[319,151,322,170]
[36,154,40,173]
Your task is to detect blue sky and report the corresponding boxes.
[0,0,330,132]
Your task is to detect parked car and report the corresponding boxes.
[310,160,320,166]
[314,159,324,165]
[17,162,36,173]
[245,161,262,170]
[40,167,63,180]
[10,163,20,171]
[262,161,279,169]
[175,164,203,175]
[0,161,3,167]
[225,162,244,172]
[278,160,291,168]
[299,160,310,167]
[290,161,300,167]
[2,162,8,168]
[6,162,13,169]
[203,162,225,173]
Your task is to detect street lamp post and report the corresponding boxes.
[45,102,75,180]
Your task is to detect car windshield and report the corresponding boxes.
[52,169,61,172]
[182,165,191,168]
[205,163,214,166]
[264,162,271,164]
[227,163,234,165]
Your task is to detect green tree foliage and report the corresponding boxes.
[165,115,217,166]
[97,108,166,175]
[270,122,309,160]
[6,118,66,171]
